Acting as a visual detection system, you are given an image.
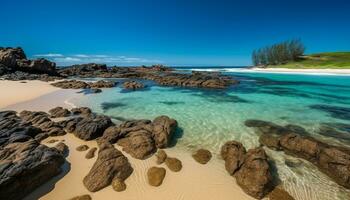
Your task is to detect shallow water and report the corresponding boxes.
[69,71,350,200]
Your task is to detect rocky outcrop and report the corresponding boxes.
[71,107,92,115]
[0,140,65,200]
[58,63,108,77]
[51,79,116,90]
[90,80,116,88]
[48,106,71,118]
[192,149,212,164]
[83,142,133,192]
[147,167,166,186]
[123,81,145,90]
[246,119,350,189]
[0,47,57,75]
[221,141,274,199]
[73,114,112,140]
[99,116,177,159]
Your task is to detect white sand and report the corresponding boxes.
[251,67,350,75]
[0,80,60,109]
[2,80,254,200]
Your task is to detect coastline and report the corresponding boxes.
[1,80,254,200]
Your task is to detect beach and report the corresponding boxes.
[0,80,254,200]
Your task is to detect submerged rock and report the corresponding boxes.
[147,167,166,186]
[83,142,133,192]
[192,149,212,164]
[247,119,350,189]
[165,157,182,172]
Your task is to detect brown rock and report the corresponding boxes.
[112,178,127,192]
[85,147,97,159]
[221,141,246,175]
[156,149,167,164]
[152,116,177,148]
[48,106,71,118]
[192,149,212,164]
[76,145,89,151]
[47,139,59,143]
[83,142,133,192]
[69,194,92,200]
[55,142,69,155]
[147,167,166,186]
[268,187,295,200]
[123,81,145,90]
[165,157,182,172]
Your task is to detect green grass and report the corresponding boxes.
[266,52,350,69]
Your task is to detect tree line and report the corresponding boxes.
[252,39,305,66]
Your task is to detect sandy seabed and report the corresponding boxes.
[0,80,253,200]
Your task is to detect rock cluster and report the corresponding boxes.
[221,141,274,199]
[99,116,177,159]
[0,47,57,75]
[123,80,145,90]
[0,111,65,200]
[51,79,116,89]
[246,119,350,189]
[49,106,71,118]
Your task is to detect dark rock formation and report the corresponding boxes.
[51,80,90,89]
[192,149,212,164]
[71,107,92,115]
[123,81,145,90]
[165,157,182,172]
[246,119,350,189]
[147,166,166,186]
[83,142,133,192]
[221,141,274,199]
[73,114,112,140]
[58,63,108,77]
[99,116,177,159]
[90,80,116,88]
[48,106,71,118]
[0,47,57,75]
[69,194,92,200]
[0,140,64,200]
[54,142,69,156]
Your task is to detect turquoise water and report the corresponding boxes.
[70,71,350,200]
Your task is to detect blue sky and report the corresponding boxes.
[1,0,350,66]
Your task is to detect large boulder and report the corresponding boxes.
[221,141,274,199]
[48,106,71,118]
[83,142,133,192]
[123,81,145,90]
[0,47,26,67]
[27,58,56,74]
[0,140,64,200]
[74,114,112,140]
[152,116,178,148]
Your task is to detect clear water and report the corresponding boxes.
[69,70,350,200]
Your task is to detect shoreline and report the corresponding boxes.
[1,80,254,200]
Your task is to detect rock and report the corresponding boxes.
[83,142,133,192]
[89,80,116,88]
[152,116,178,148]
[76,145,89,151]
[268,187,295,200]
[71,107,92,115]
[156,149,167,164]
[0,140,65,200]
[58,63,108,77]
[235,147,274,199]
[74,114,112,140]
[90,88,102,93]
[248,120,350,189]
[112,178,127,192]
[165,157,182,172]
[221,141,246,175]
[47,139,59,143]
[117,130,156,159]
[0,47,26,67]
[69,194,92,200]
[192,149,212,164]
[123,81,145,90]
[51,80,90,89]
[147,167,166,186]
[55,142,69,156]
[85,147,97,159]
[49,106,71,118]
[27,58,56,74]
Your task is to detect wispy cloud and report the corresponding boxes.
[34,53,64,57]
[32,53,163,66]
